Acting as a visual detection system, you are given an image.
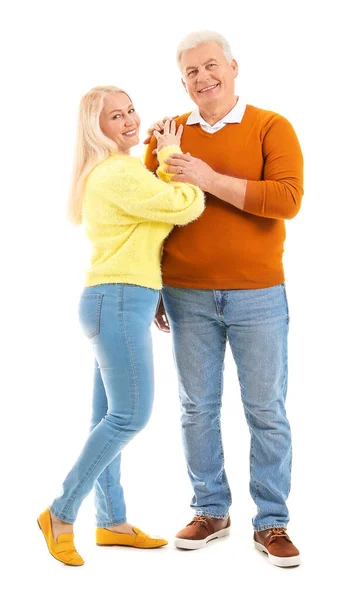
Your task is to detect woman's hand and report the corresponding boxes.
[154,120,183,154]
[143,115,179,145]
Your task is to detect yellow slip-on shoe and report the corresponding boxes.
[96,526,168,549]
[37,508,84,566]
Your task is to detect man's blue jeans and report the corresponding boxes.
[162,284,292,531]
[50,284,159,526]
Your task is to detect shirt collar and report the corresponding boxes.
[186,97,246,128]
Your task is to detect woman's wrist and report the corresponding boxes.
[157,145,181,163]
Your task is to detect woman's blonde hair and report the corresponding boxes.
[68,85,130,225]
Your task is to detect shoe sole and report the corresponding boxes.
[96,543,167,549]
[254,541,301,567]
[174,526,230,550]
[37,520,83,567]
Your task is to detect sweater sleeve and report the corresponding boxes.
[92,147,205,226]
[243,115,304,220]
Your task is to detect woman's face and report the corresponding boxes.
[100,92,140,154]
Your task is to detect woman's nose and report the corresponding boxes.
[125,116,136,127]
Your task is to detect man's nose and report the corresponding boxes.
[196,67,210,83]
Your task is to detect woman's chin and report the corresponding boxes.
[118,135,140,153]
[127,134,140,148]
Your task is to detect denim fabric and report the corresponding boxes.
[50,283,159,526]
[162,284,292,531]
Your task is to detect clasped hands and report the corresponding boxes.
[144,117,215,191]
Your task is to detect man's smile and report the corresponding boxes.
[198,83,220,93]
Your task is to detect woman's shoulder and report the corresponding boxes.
[88,153,143,185]
[95,152,140,171]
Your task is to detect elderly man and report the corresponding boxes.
[144,30,303,568]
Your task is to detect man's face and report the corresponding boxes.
[180,42,238,110]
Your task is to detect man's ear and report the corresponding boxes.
[231,59,239,79]
[181,78,187,91]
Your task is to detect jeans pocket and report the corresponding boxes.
[79,293,103,338]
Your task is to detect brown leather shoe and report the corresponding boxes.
[174,515,230,550]
[254,528,300,567]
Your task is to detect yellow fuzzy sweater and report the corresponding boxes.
[82,146,204,289]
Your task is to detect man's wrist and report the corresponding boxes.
[205,168,217,193]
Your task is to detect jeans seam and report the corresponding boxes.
[217,329,231,505]
[119,286,139,429]
[105,465,114,523]
[243,404,259,506]
[231,345,259,506]
[95,294,104,337]
[250,417,259,505]
[281,283,290,324]
[281,304,291,496]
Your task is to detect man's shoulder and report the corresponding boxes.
[175,111,193,125]
[246,104,286,123]
[244,105,297,139]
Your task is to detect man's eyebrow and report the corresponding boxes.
[109,104,133,114]
[186,58,218,71]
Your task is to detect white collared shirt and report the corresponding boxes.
[186,97,246,134]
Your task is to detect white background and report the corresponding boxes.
[2,0,361,598]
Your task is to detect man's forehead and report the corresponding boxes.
[181,42,224,66]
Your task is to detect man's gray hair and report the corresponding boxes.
[176,30,234,71]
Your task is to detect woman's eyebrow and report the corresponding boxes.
[109,104,133,115]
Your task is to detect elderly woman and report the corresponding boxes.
[38,86,204,566]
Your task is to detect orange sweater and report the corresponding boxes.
[144,104,304,289]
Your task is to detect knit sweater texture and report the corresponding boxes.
[82,146,204,289]
[144,105,304,289]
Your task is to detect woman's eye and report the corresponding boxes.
[129,108,135,114]
[113,114,121,119]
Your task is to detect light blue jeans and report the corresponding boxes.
[50,284,159,526]
[162,284,292,531]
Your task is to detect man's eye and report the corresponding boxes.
[208,63,217,68]
[187,70,197,77]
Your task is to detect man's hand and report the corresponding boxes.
[154,295,170,333]
[143,115,179,146]
[164,152,215,191]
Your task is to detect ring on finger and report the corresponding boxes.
[179,166,183,174]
